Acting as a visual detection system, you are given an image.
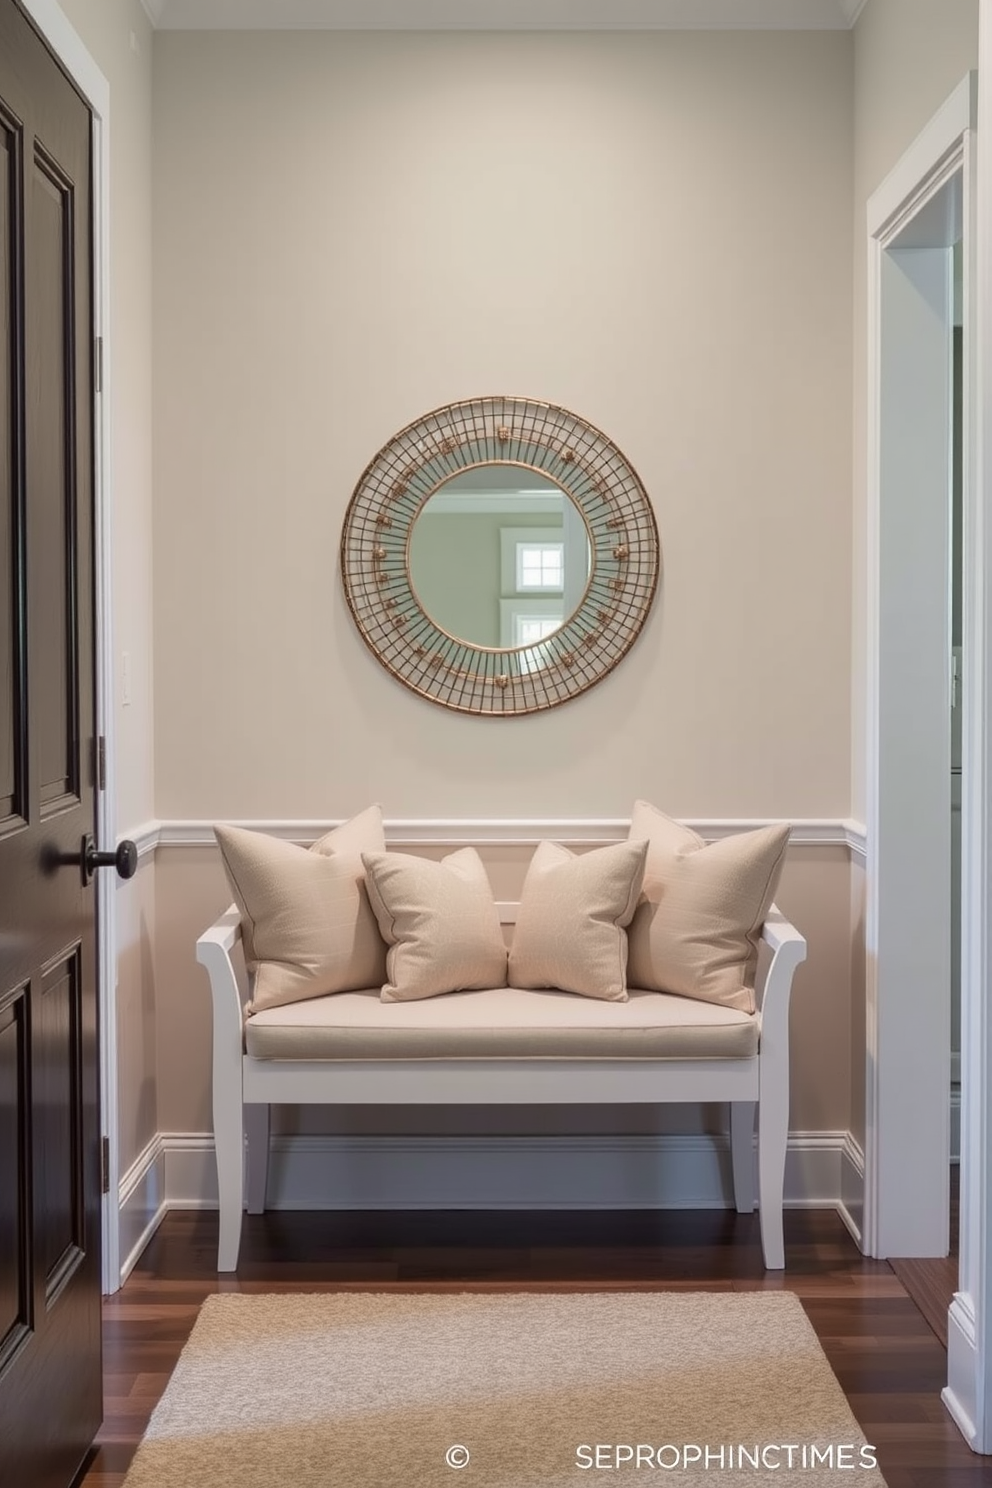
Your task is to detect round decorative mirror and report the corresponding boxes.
[340,397,659,715]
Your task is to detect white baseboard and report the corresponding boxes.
[944,1292,980,1449]
[117,1133,168,1283]
[157,1129,851,1214]
[116,1129,860,1283]
[838,1133,865,1246]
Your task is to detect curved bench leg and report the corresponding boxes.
[757,1073,788,1270]
[215,1084,245,1272]
[730,1101,756,1214]
[245,1102,270,1215]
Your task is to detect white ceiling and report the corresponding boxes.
[140,0,869,31]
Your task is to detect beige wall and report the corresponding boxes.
[58,0,156,834]
[854,0,979,207]
[152,29,853,822]
[48,19,865,1179]
[56,0,158,1171]
[116,858,158,1168]
[159,839,850,1141]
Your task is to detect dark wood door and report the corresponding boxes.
[0,3,102,1486]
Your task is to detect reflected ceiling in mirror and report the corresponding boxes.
[408,465,592,651]
[340,397,660,716]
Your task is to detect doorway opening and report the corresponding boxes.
[868,143,963,1262]
[885,235,964,1343]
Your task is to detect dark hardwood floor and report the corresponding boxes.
[889,1165,960,1349]
[77,1205,992,1488]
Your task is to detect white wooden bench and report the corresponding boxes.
[197,891,806,1273]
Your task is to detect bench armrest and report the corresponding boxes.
[196,904,247,1057]
[197,904,243,958]
[758,906,808,1043]
[196,906,249,1271]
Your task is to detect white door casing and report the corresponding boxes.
[865,67,992,1449]
[945,7,992,1450]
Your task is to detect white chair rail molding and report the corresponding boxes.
[197,801,806,1271]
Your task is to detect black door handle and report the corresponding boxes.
[79,833,138,885]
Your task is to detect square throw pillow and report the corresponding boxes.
[361,847,508,1002]
[625,799,790,1013]
[214,805,387,1014]
[508,839,648,1002]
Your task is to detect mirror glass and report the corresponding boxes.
[408,466,592,650]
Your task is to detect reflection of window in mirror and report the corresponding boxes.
[515,616,562,676]
[500,527,565,596]
[499,597,564,651]
[516,614,563,646]
[517,541,564,592]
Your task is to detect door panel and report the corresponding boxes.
[31,146,77,812]
[0,988,30,1366]
[0,2,101,1486]
[0,101,25,836]
[39,947,85,1299]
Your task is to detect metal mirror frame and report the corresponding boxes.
[340,396,660,716]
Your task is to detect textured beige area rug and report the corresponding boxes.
[122,1291,887,1487]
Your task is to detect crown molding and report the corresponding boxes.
[145,0,860,30]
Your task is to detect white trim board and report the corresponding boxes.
[143,0,862,32]
[868,77,977,241]
[838,1134,865,1250]
[128,816,867,857]
[155,1129,853,1217]
[118,1136,167,1284]
[945,1292,981,1449]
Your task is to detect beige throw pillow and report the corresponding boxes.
[508,839,648,1002]
[361,847,508,1002]
[311,803,386,863]
[214,806,387,1014]
[626,799,790,1013]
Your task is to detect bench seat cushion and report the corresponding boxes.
[243,985,759,1061]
